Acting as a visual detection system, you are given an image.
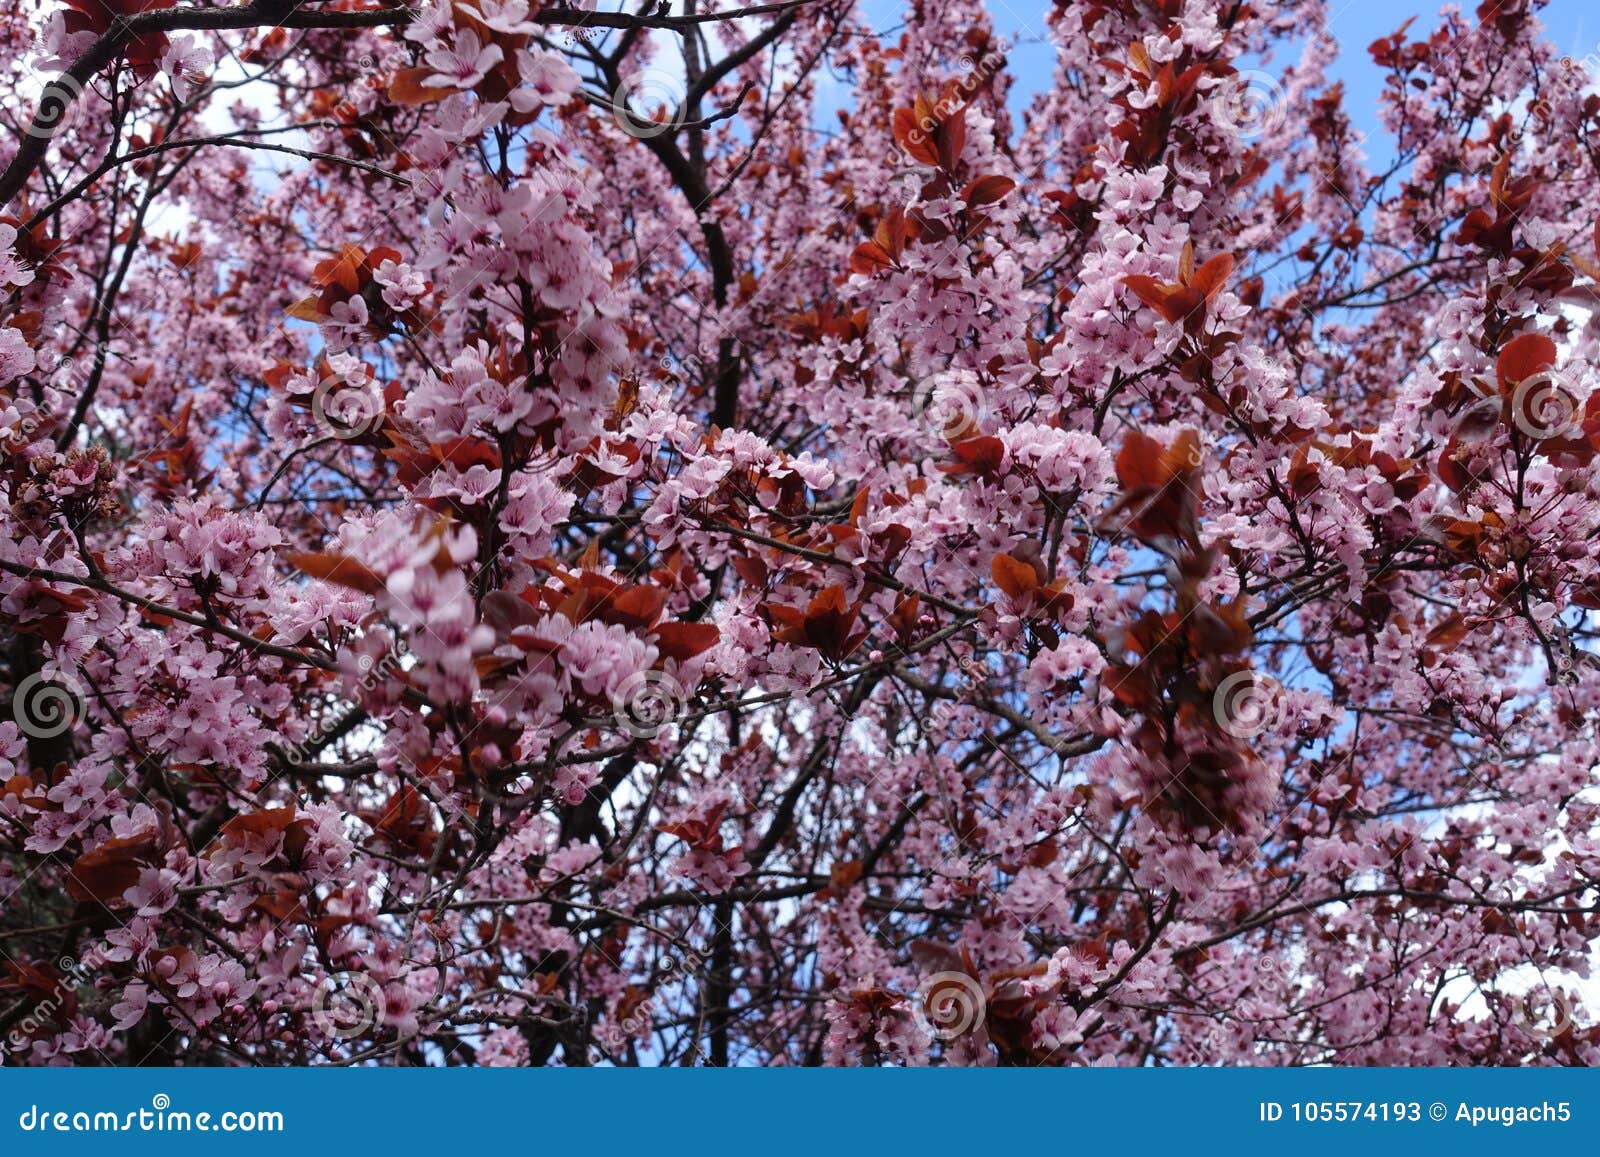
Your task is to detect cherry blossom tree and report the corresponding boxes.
[2,0,1599,1066]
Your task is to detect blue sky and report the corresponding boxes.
[1317,0,1594,162]
[853,1,1597,145]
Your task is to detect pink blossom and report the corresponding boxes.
[423,29,504,91]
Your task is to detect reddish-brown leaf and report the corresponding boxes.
[802,585,863,661]
[991,552,1041,599]
[730,554,769,588]
[388,68,454,106]
[67,829,165,905]
[1190,253,1236,301]
[849,240,894,276]
[892,106,941,166]
[939,435,1006,476]
[652,621,721,663]
[285,550,386,596]
[605,584,668,630]
[1425,612,1471,650]
[962,175,1015,207]
[1495,332,1557,393]
[285,296,326,322]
